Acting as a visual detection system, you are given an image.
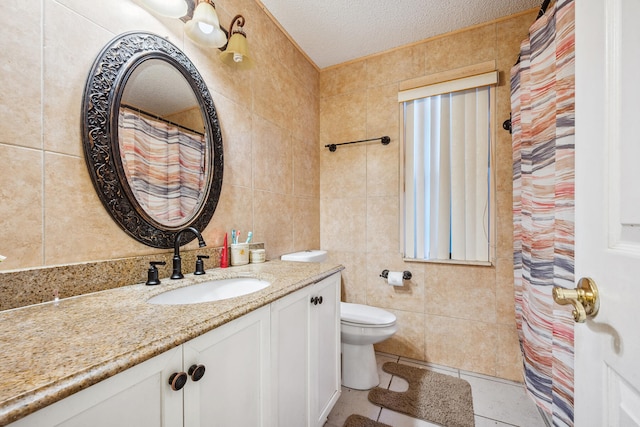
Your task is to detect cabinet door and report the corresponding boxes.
[183,305,270,427]
[310,273,341,427]
[9,347,183,427]
[270,286,311,427]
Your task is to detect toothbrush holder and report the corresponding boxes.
[230,243,249,266]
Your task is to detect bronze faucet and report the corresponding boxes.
[171,227,206,279]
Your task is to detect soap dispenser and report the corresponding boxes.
[146,261,166,286]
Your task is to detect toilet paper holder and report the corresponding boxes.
[380,269,412,280]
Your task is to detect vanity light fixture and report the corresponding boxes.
[138,0,188,18]
[141,0,253,68]
[219,15,253,69]
[185,0,227,48]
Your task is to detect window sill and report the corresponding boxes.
[402,257,493,267]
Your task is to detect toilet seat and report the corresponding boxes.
[341,302,396,328]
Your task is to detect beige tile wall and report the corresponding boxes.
[319,10,537,381]
[0,0,320,271]
[0,0,536,382]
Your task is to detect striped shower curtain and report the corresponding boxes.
[119,107,206,226]
[511,0,575,426]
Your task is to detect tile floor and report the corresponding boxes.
[325,352,550,427]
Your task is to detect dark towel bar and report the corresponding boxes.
[325,136,390,152]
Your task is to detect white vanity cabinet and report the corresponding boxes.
[310,273,341,426]
[8,346,184,427]
[270,273,341,427]
[10,306,270,427]
[182,305,271,426]
[8,273,341,427]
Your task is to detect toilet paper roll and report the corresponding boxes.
[387,271,404,286]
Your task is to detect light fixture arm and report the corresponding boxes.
[230,15,246,34]
[219,14,246,51]
[180,0,206,22]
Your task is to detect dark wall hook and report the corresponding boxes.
[503,113,512,134]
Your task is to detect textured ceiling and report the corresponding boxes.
[257,0,541,69]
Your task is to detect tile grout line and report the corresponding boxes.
[374,406,383,423]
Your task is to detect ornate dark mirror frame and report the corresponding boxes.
[82,32,223,248]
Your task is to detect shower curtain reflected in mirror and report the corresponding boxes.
[118,106,207,228]
[511,0,575,426]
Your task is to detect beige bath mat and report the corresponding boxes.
[368,362,475,427]
[342,414,392,427]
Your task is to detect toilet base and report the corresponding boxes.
[341,342,379,390]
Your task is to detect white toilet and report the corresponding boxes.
[280,250,397,390]
[340,302,397,389]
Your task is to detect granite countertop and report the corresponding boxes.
[0,260,343,425]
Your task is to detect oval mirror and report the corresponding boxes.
[118,59,208,228]
[82,32,223,248]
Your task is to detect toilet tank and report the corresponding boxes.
[281,250,327,263]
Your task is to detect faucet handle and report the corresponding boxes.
[146,261,166,286]
[194,255,209,275]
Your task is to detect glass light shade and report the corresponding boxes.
[139,0,188,18]
[220,32,253,69]
[185,2,227,48]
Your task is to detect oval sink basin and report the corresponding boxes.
[147,278,271,305]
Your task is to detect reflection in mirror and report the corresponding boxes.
[118,59,209,227]
[82,32,224,248]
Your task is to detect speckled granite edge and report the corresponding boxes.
[0,260,343,425]
[0,244,264,312]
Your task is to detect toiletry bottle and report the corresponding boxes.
[220,233,229,268]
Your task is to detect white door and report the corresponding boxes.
[575,0,640,425]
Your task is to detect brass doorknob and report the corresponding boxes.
[552,277,600,323]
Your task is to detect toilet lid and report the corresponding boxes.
[340,302,396,326]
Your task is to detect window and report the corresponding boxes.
[399,71,496,263]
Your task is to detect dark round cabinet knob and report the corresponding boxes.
[188,364,206,382]
[168,372,188,391]
[310,296,318,305]
[318,296,323,304]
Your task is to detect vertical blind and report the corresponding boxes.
[402,86,491,262]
